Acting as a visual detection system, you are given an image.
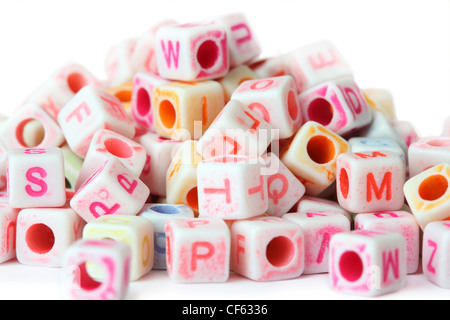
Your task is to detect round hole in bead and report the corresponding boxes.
[114,90,132,104]
[186,187,199,211]
[104,138,133,158]
[307,135,336,164]
[339,250,364,282]
[150,205,180,214]
[16,119,45,148]
[426,138,450,148]
[159,99,176,129]
[26,223,55,254]
[339,168,349,199]
[308,98,334,126]
[67,73,88,94]
[196,40,219,69]
[419,174,448,201]
[266,236,295,267]
[136,88,151,116]
[76,262,103,291]
[288,90,299,121]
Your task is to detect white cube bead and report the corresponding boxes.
[349,137,406,165]
[218,65,258,102]
[7,147,66,208]
[104,38,137,87]
[295,195,351,222]
[408,137,450,178]
[0,205,20,263]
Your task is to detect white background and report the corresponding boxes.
[0,0,449,300]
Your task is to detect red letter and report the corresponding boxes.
[382,249,400,283]
[367,172,392,202]
[191,241,215,271]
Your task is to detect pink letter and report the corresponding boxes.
[382,249,400,283]
[89,202,120,219]
[117,174,138,195]
[191,241,215,271]
[25,167,48,197]
[427,240,437,275]
[161,40,180,69]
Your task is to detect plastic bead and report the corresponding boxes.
[408,136,450,178]
[0,204,19,264]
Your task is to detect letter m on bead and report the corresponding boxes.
[160,40,180,69]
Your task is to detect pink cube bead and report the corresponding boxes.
[230,216,304,281]
[165,217,230,283]
[230,76,302,139]
[155,22,229,81]
[283,211,350,274]
[0,204,19,263]
[263,153,305,217]
[408,137,450,178]
[0,103,65,150]
[7,147,66,208]
[62,239,131,300]
[354,211,420,274]
[197,155,268,220]
[57,85,135,158]
[336,151,405,213]
[299,77,372,137]
[16,207,85,267]
[70,158,150,222]
[329,230,407,296]
[422,221,450,288]
[75,129,147,190]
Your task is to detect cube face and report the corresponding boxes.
[295,195,351,221]
[63,239,131,300]
[106,82,134,115]
[230,216,304,281]
[83,215,154,281]
[104,38,137,87]
[7,147,66,208]
[285,40,353,92]
[0,103,65,150]
[131,72,170,131]
[57,86,135,158]
[299,77,372,136]
[408,137,450,178]
[283,212,350,274]
[16,208,85,267]
[165,217,230,283]
[231,76,302,139]
[138,203,195,269]
[329,230,407,296]
[197,155,268,220]
[0,205,20,263]
[70,159,150,222]
[422,221,450,288]
[197,100,274,160]
[137,132,182,197]
[349,137,406,164]
[75,129,147,190]
[213,13,261,68]
[362,88,396,122]
[336,151,405,213]
[155,23,229,81]
[354,211,420,274]
[219,65,257,102]
[280,121,350,196]
[152,80,225,139]
[404,163,450,230]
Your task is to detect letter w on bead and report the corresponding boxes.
[160,40,180,69]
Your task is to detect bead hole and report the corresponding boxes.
[339,250,363,282]
[307,135,336,164]
[25,223,55,254]
[308,98,334,126]
[266,236,295,267]
[419,174,448,201]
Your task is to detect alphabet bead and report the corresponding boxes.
[230,216,304,281]
[136,132,182,197]
[218,65,257,102]
[197,155,268,220]
[283,211,350,274]
[408,137,450,178]
[197,99,273,160]
[263,153,305,217]
[329,230,407,296]
[422,221,450,288]
[131,72,170,132]
[213,13,261,68]
[281,121,350,196]
[155,22,229,81]
[165,217,230,283]
[106,82,134,116]
[349,137,406,165]
[0,103,65,150]
[70,158,150,222]
[7,147,66,208]
[403,163,450,230]
[0,205,19,263]
[75,129,147,190]
[138,203,195,269]
[152,80,225,139]
[298,77,372,137]
[295,195,351,222]
[231,76,302,139]
[16,207,85,267]
[83,215,154,281]
[336,151,405,213]
[354,211,420,274]
[62,239,131,300]
[285,40,353,92]
[249,56,288,79]
[362,88,396,122]
[57,85,135,158]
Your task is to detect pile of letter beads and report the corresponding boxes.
[0,11,449,300]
